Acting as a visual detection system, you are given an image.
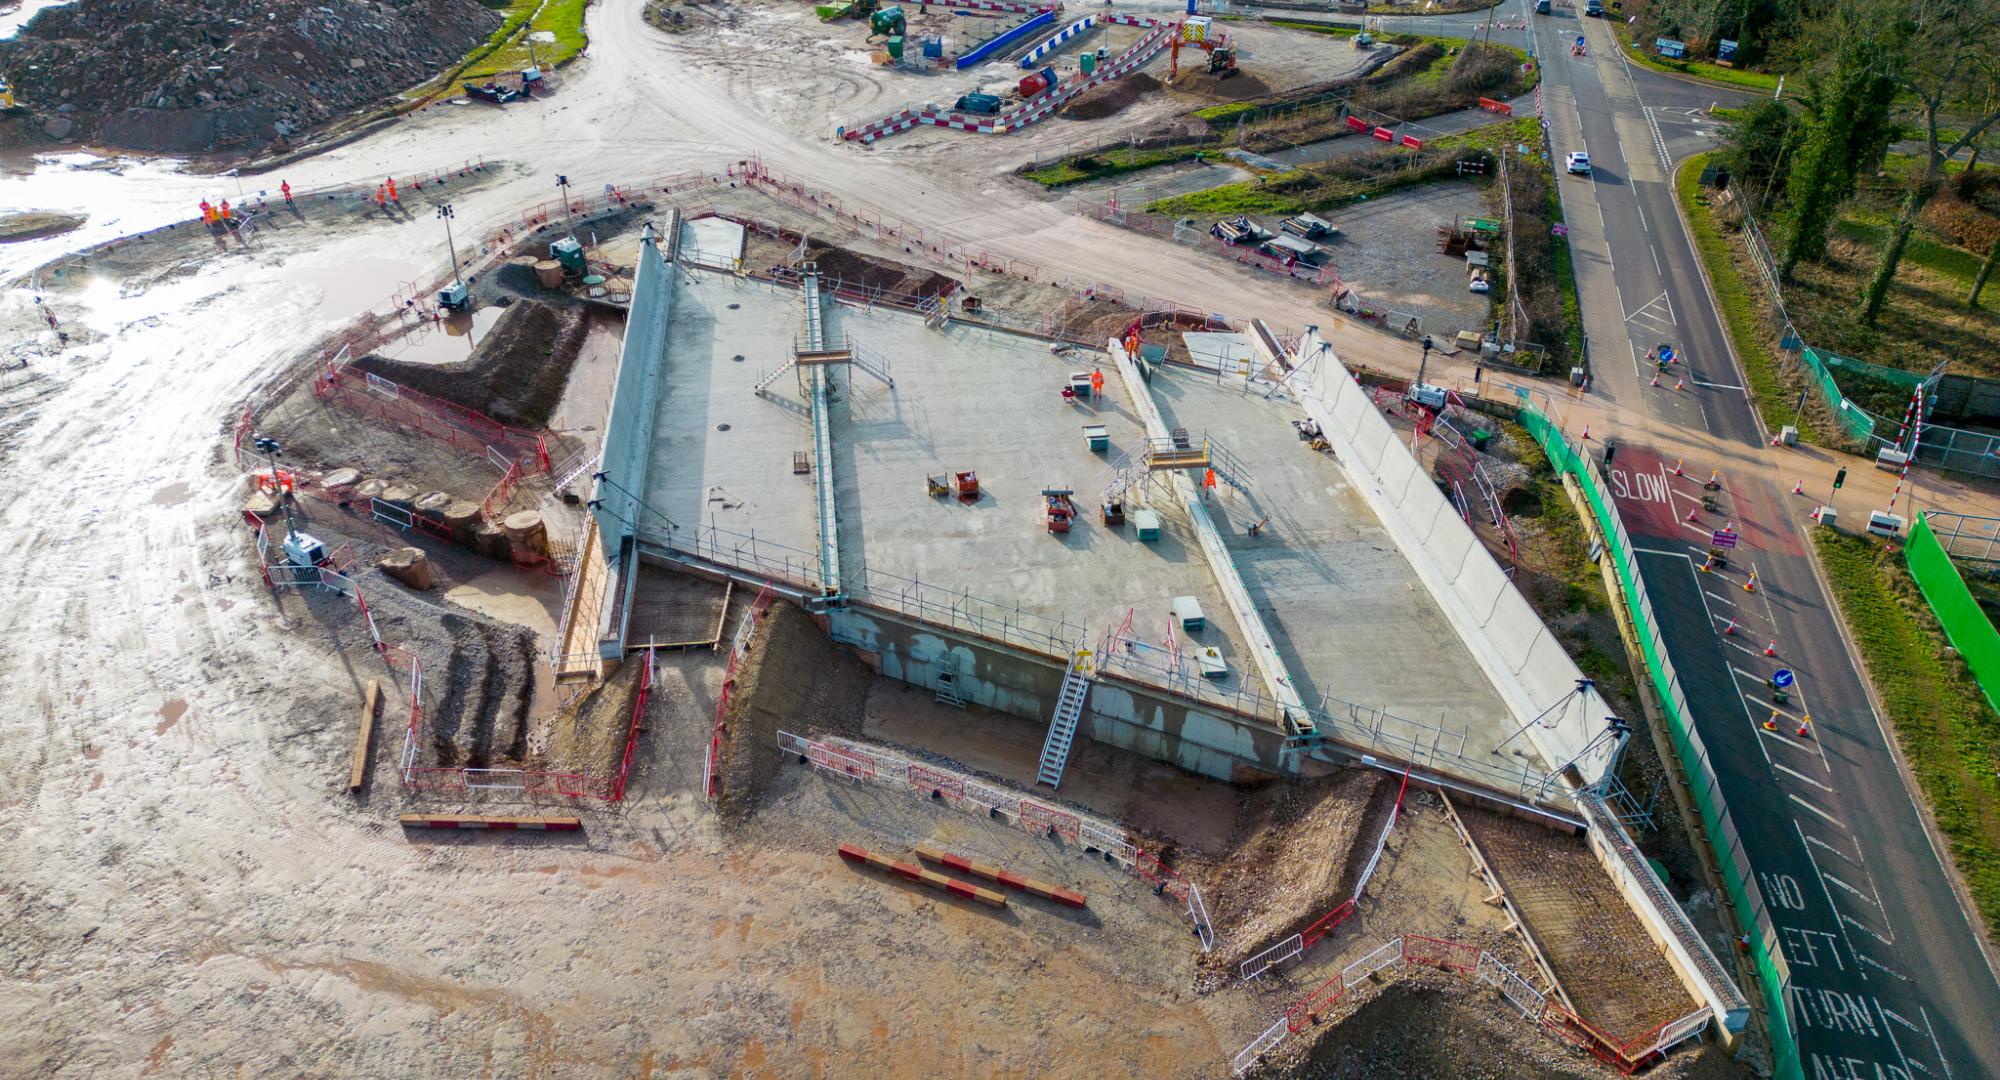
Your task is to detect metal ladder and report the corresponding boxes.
[934,669,966,709]
[1036,645,1095,789]
[753,358,799,395]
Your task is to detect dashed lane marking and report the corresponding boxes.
[1790,791,1848,830]
[1775,760,1836,793]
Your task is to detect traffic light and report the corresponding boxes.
[1833,466,1847,490]
[1603,440,1617,465]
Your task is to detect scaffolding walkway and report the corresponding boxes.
[1036,643,1095,789]
[803,266,842,600]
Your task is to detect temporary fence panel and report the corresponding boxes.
[1907,513,2000,717]
[1231,1017,1291,1077]
[1401,933,1482,974]
[1240,933,1305,981]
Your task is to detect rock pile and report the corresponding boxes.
[0,0,502,154]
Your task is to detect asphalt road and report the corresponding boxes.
[1365,2,2000,1074]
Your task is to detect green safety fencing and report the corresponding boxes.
[1800,346,1883,445]
[1517,395,1801,1080]
[1907,515,2000,719]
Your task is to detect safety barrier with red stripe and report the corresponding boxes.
[609,647,656,801]
[838,842,1008,906]
[842,16,1172,144]
[706,584,777,800]
[397,814,582,830]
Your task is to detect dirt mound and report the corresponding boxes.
[717,601,873,818]
[805,241,956,299]
[1064,72,1162,120]
[0,0,499,154]
[1193,769,1394,971]
[1166,68,1270,102]
[356,298,591,430]
[1282,979,1616,1080]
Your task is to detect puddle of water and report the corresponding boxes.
[0,0,76,40]
[278,256,422,315]
[374,305,506,365]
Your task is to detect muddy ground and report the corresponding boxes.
[356,298,597,430]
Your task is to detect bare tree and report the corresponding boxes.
[1859,0,2000,323]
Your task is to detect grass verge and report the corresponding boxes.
[1021,145,1205,187]
[1673,152,1810,442]
[1814,529,2000,945]
[1614,32,1782,92]
[461,0,591,82]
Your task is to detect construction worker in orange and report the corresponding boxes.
[199,199,214,223]
[218,199,232,222]
[280,180,292,205]
[1204,467,1217,491]
[1090,368,1105,399]
[374,185,386,208]
[386,177,399,203]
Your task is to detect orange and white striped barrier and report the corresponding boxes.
[838,843,1007,907]
[397,814,581,831]
[916,844,1087,907]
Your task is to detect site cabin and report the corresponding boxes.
[1170,595,1206,632]
[1281,213,1339,240]
[1261,234,1325,264]
[1132,508,1162,541]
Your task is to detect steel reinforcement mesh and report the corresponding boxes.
[1518,400,1798,1080]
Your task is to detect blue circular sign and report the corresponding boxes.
[1773,669,1795,689]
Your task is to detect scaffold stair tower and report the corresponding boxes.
[1037,643,1095,789]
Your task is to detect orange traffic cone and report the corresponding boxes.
[1673,458,1684,476]
[1763,713,1779,732]
[1651,373,1660,387]
[1744,570,1758,594]
[1765,640,1778,657]
[1581,426,1591,440]
[1676,377,1686,391]
[1685,505,1700,523]
[1793,479,1804,495]
[1724,618,1738,636]
[1796,717,1812,738]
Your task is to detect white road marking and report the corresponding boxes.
[1705,589,1738,608]
[1774,760,1835,793]
[1796,819,1866,979]
[1692,378,1745,390]
[1823,871,1881,908]
[1922,1007,1954,1079]
[1876,997,1919,1080]
[1789,791,1847,830]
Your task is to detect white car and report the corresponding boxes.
[1566,152,1592,175]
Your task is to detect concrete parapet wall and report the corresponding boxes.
[591,212,682,562]
[828,603,1295,783]
[1296,331,1619,784]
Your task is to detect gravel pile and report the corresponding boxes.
[0,0,501,154]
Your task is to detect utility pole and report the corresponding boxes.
[556,174,576,241]
[252,436,299,543]
[1417,334,1434,387]
[437,203,460,280]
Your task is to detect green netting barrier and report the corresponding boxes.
[1518,397,1801,1080]
[1800,346,1882,445]
[1907,515,2000,719]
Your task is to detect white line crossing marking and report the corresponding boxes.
[1774,760,1834,793]
[1801,830,1861,866]
[1705,589,1738,608]
[1789,791,1847,830]
[1845,911,1896,950]
[1922,1007,1954,1080]
[1692,379,1746,390]
[1725,639,1768,661]
[1858,949,1907,981]
[1877,996,1921,1079]
[1796,819,1866,980]
[1823,871,1881,907]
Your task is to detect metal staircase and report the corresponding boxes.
[752,358,798,395]
[1036,644,1095,789]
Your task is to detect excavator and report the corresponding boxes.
[1207,44,1238,79]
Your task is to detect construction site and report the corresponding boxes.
[0,3,1782,1077]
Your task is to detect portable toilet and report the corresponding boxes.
[550,236,586,275]
[1079,51,1096,75]
[886,35,905,59]
[922,35,944,58]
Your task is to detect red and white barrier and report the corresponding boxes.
[397,814,583,830]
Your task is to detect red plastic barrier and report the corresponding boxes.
[1401,134,1425,149]
[1478,97,1513,115]
[1346,115,1370,132]
[1372,126,1394,142]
